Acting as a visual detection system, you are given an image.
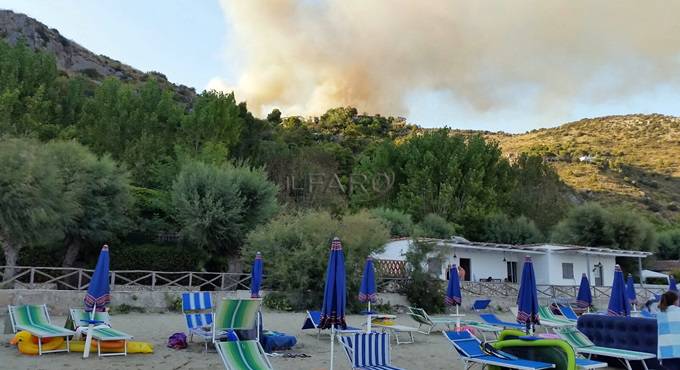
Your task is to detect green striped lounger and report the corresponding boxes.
[8,304,75,355]
[213,298,262,339]
[216,340,273,370]
[556,327,655,370]
[538,306,576,327]
[69,308,133,357]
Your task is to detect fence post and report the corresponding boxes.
[151,272,156,290]
[188,272,193,289]
[29,267,35,288]
[110,271,116,290]
[77,269,83,290]
[221,273,226,290]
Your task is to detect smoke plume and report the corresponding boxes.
[210,0,680,125]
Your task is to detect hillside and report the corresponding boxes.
[0,9,195,102]
[487,114,680,222]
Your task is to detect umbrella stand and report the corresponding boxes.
[83,303,96,359]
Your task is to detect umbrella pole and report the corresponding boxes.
[366,302,372,333]
[455,305,460,329]
[330,324,335,370]
[83,303,96,359]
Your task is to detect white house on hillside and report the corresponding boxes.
[373,237,652,286]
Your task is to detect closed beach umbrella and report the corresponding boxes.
[670,276,678,292]
[446,264,463,327]
[576,273,592,311]
[250,252,264,298]
[358,257,377,309]
[320,237,347,370]
[83,244,111,358]
[607,265,631,317]
[517,256,540,334]
[626,273,637,310]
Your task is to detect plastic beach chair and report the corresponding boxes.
[444,330,555,370]
[479,313,526,330]
[181,292,230,351]
[406,306,459,334]
[471,299,492,312]
[8,304,75,355]
[68,308,133,357]
[302,310,360,339]
[216,340,273,370]
[556,304,579,321]
[537,306,576,327]
[338,332,406,370]
[555,326,655,370]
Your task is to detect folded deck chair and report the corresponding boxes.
[406,307,459,334]
[537,306,576,327]
[181,292,230,351]
[302,310,360,339]
[444,330,555,370]
[471,299,492,312]
[479,313,526,330]
[8,304,75,355]
[338,332,405,370]
[216,340,272,370]
[555,326,655,370]
[556,304,579,321]
[68,308,133,357]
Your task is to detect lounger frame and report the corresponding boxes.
[8,304,74,355]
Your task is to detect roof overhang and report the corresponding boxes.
[424,240,546,255]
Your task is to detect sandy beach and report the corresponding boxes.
[1,310,618,370]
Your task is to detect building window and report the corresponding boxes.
[562,263,574,279]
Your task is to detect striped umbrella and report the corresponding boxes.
[445,264,463,327]
[250,252,264,298]
[320,237,347,370]
[576,273,592,311]
[83,245,111,358]
[517,256,540,334]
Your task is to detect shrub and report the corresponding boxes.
[108,243,203,271]
[480,213,544,244]
[243,210,389,311]
[263,292,293,311]
[657,229,680,259]
[415,213,458,239]
[401,240,445,313]
[551,203,614,247]
[369,208,414,237]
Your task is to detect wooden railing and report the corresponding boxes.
[0,266,251,291]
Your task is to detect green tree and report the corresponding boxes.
[657,229,680,259]
[45,141,132,266]
[415,213,458,239]
[0,139,77,279]
[551,203,614,247]
[607,208,656,251]
[369,208,414,237]
[480,213,544,244]
[171,161,278,271]
[243,210,389,310]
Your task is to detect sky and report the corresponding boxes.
[4,0,680,133]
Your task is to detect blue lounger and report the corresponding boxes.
[480,314,526,330]
[556,304,579,322]
[444,331,555,370]
[338,332,406,370]
[302,310,360,339]
[471,299,492,312]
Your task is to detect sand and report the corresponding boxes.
[1,310,619,370]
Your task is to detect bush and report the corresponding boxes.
[657,229,680,259]
[480,213,544,244]
[401,240,445,313]
[243,210,390,311]
[551,203,614,247]
[263,292,293,311]
[370,208,414,237]
[415,213,458,238]
[108,244,203,271]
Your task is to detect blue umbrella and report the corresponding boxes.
[576,273,592,310]
[626,273,637,309]
[517,256,540,334]
[445,264,462,307]
[670,276,678,292]
[320,237,347,370]
[250,252,264,298]
[607,265,631,317]
[83,244,111,358]
[84,244,111,312]
[358,257,377,308]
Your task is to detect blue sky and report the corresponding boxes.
[4,1,680,133]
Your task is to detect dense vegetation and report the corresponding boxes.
[1,40,679,298]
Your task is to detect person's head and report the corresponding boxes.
[659,291,680,312]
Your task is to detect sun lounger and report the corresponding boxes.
[302,310,361,339]
[406,307,459,334]
[68,308,132,357]
[556,304,579,321]
[338,332,405,369]
[555,326,655,370]
[471,299,492,312]
[216,340,273,370]
[8,304,75,355]
[479,313,526,330]
[639,310,655,319]
[537,306,576,327]
[459,320,503,340]
[444,330,555,370]
[181,292,231,351]
[371,323,418,344]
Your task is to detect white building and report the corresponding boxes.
[374,237,652,286]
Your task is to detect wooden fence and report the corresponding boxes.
[0,266,251,291]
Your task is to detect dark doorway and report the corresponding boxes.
[459,258,471,281]
[594,264,604,286]
[507,261,518,283]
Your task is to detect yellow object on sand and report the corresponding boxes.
[10,331,154,355]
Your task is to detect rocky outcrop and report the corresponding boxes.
[0,9,196,102]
